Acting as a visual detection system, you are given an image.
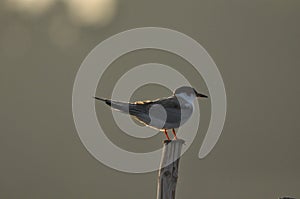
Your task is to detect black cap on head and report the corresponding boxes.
[174,86,208,98]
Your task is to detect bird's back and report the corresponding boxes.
[129,96,193,129]
[99,96,193,130]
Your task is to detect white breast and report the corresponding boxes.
[175,93,195,108]
[175,94,195,126]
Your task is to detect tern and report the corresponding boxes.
[94,86,208,140]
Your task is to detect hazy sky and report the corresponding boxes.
[0,1,299,198]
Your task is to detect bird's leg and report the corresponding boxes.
[172,128,177,140]
[164,129,170,141]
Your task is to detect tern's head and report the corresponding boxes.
[174,86,208,102]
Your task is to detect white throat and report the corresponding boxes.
[175,93,195,105]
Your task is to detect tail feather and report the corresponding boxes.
[94,96,130,113]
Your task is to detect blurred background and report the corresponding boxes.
[0,0,299,198]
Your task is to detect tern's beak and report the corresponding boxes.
[195,91,208,98]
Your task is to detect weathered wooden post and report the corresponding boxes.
[156,139,185,199]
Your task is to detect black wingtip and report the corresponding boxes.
[93,96,111,106]
[93,96,105,101]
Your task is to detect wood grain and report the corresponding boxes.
[157,139,184,199]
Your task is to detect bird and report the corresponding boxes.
[94,86,208,140]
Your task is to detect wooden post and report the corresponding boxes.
[157,139,185,199]
[280,197,295,199]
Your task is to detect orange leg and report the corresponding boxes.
[164,129,170,140]
[172,129,177,140]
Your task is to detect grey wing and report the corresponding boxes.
[159,97,182,128]
[128,101,152,125]
[102,98,153,125]
[95,97,179,126]
[128,97,184,128]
